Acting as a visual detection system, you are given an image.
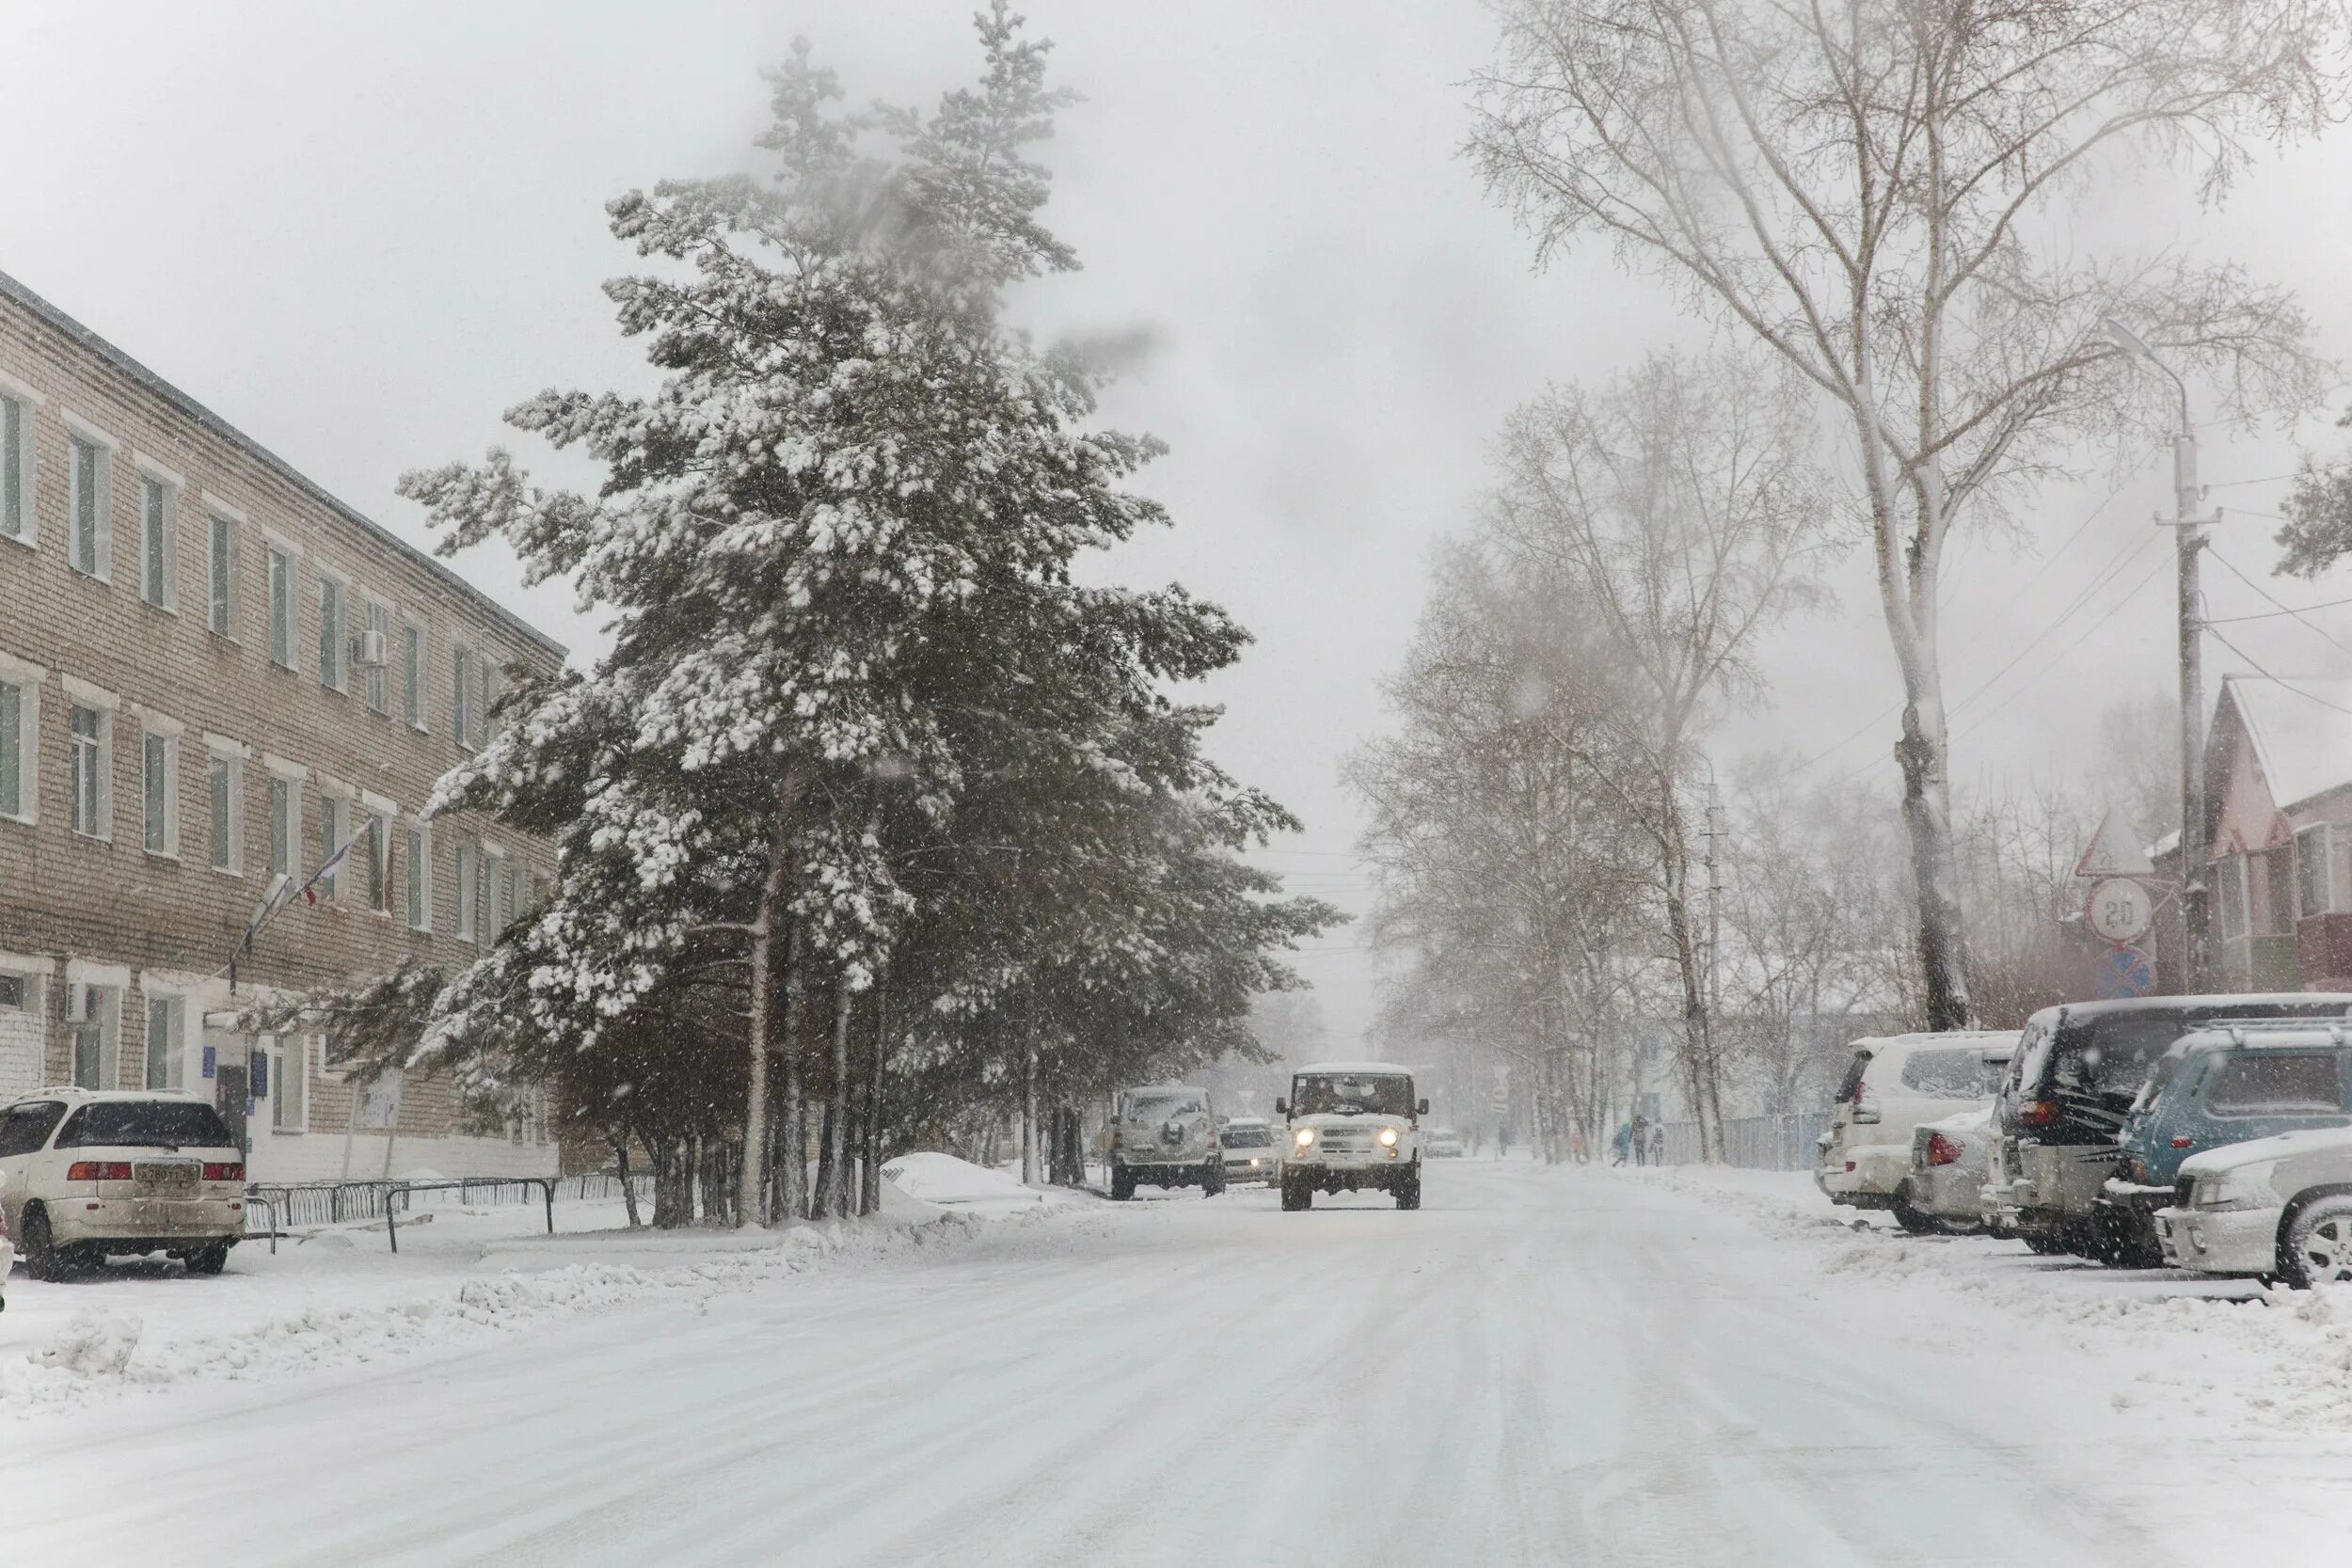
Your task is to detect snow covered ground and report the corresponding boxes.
[6,1158,2350,1563]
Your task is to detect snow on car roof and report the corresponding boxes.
[2028,992,2352,1024]
[1845,1031,2017,1054]
[1295,1060,1414,1075]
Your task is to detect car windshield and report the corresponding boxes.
[54,1101,237,1150]
[1292,1073,1412,1117]
[1124,1092,1205,1121]
[1222,1125,1272,1148]
[1899,1048,2007,1098]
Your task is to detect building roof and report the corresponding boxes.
[0,266,564,663]
[2224,673,2352,814]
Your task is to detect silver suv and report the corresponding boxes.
[1107,1085,1224,1200]
[0,1088,247,1279]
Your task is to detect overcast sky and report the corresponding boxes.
[5,3,2348,1043]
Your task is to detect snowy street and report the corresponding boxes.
[11,1159,2351,1566]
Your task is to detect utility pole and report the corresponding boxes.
[2104,319,2213,993]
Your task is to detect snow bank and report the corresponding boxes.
[881,1150,1046,1207]
[0,1202,1079,1418]
[1629,1164,2352,1435]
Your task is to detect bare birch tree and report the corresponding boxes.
[1472,0,2344,1027]
[1486,351,1836,1158]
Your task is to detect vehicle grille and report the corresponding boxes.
[1317,1129,1375,1151]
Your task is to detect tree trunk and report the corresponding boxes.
[812,1098,838,1220]
[1896,697,1973,1030]
[823,972,853,1219]
[697,1133,734,1227]
[610,1132,642,1229]
[860,981,887,1217]
[740,832,792,1227]
[651,1136,691,1228]
[776,922,809,1224]
[1657,771,1720,1162]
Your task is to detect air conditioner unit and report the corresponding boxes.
[354,628,389,668]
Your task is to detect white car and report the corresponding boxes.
[0,1088,247,1279]
[1817,1031,2015,1224]
[2156,1123,2352,1287]
[1217,1117,1282,1184]
[1277,1061,1427,1211]
[1902,1105,2001,1234]
[1425,1128,1466,1158]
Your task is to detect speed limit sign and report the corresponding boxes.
[2086,878,2154,943]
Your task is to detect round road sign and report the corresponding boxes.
[2094,945,2156,1000]
[2086,878,2153,944]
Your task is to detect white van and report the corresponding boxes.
[0,1088,246,1279]
[1816,1032,2015,1227]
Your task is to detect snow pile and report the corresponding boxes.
[1,1203,1088,1418]
[882,1151,1045,1207]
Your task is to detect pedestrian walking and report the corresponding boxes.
[1569,1124,1587,1164]
[1648,1125,1666,1166]
[1611,1121,1631,1166]
[1630,1114,1649,1167]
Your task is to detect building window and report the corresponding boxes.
[481,660,501,741]
[69,704,108,838]
[268,774,297,882]
[0,389,30,543]
[0,674,27,822]
[208,751,241,873]
[268,546,295,668]
[2217,854,2249,941]
[138,471,177,609]
[270,1035,309,1132]
[142,724,179,857]
[68,433,110,578]
[144,993,184,1090]
[478,849,499,943]
[316,792,342,901]
[405,822,431,931]
[362,599,390,715]
[453,646,473,749]
[0,972,25,1010]
[208,514,235,638]
[455,839,477,941]
[69,982,119,1089]
[402,623,425,730]
[317,576,346,692]
[361,813,389,911]
[2296,824,2339,919]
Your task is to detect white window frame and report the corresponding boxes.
[0,649,42,827]
[60,411,116,581]
[136,708,183,860]
[65,963,128,1091]
[481,843,506,942]
[266,1032,310,1132]
[316,569,348,693]
[205,734,248,876]
[360,791,395,913]
[405,818,433,932]
[133,452,183,611]
[2298,823,2344,919]
[142,985,189,1091]
[402,621,427,731]
[454,837,478,942]
[2217,853,2250,941]
[263,752,306,890]
[360,595,392,715]
[452,644,474,750]
[315,782,348,904]
[204,494,246,641]
[265,538,299,671]
[0,369,43,547]
[61,675,117,841]
[0,952,40,1015]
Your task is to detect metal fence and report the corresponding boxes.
[248,1171,652,1230]
[1658,1111,1829,1171]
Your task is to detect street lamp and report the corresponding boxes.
[2101,317,2212,992]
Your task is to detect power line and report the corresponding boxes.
[2206,594,2352,626]
[2202,625,2352,719]
[2206,548,2350,654]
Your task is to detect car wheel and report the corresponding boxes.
[1280,1173,1310,1212]
[1891,1192,1941,1235]
[184,1243,230,1276]
[1394,1164,1422,1211]
[18,1206,58,1282]
[1109,1165,1135,1202]
[1202,1162,1225,1197]
[2280,1196,2352,1289]
[2022,1230,2067,1256]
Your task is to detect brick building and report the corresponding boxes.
[0,267,560,1181]
[2149,674,2352,994]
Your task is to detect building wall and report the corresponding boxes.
[0,273,558,1179]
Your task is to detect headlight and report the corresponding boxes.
[2193,1168,2272,1212]
[1294,1128,1315,1148]
[1378,1128,1399,1147]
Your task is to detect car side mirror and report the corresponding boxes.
[1417,1099,1430,1117]
[1274,1098,1288,1117]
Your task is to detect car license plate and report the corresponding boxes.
[136,1163,198,1192]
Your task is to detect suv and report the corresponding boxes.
[2156,1121,2352,1287]
[1276,1061,1427,1211]
[1107,1085,1224,1200]
[0,1088,247,1279]
[1816,1031,2016,1229]
[1217,1117,1281,1185]
[2106,1022,2352,1265]
[1984,994,2352,1259]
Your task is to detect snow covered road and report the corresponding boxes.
[9,1159,2350,1564]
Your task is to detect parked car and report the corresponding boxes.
[1217,1117,1282,1185]
[1424,1128,1466,1158]
[0,1088,246,1279]
[1107,1085,1224,1200]
[2156,1119,2352,1287]
[1984,994,2352,1260]
[2102,1022,2352,1265]
[1816,1031,2016,1226]
[1277,1061,1427,1211]
[1903,1104,2005,1234]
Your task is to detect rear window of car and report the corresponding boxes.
[1833,1051,1871,1103]
[1899,1049,2006,1098]
[2204,1053,2344,1117]
[54,1101,237,1150]
[1125,1093,1206,1119]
